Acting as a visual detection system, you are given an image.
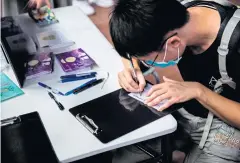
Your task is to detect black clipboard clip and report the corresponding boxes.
[1,116,21,127]
[76,113,102,135]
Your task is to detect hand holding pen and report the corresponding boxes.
[117,54,146,93]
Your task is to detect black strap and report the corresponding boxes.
[216,7,236,46]
[217,8,240,58]
[184,1,239,55]
[228,17,240,54]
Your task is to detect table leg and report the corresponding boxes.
[161,134,173,163]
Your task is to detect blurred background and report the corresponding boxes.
[2,0,238,82]
[1,0,184,82]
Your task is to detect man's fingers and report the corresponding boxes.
[118,73,139,92]
[118,74,131,91]
[145,89,167,104]
[36,2,41,8]
[137,71,146,91]
[147,84,164,96]
[45,0,51,7]
[119,78,131,92]
[157,97,179,111]
[28,0,51,9]
[147,94,171,106]
[123,70,139,89]
[28,0,35,7]
[35,0,41,8]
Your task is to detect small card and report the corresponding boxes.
[56,48,96,72]
[1,73,24,102]
[128,83,168,110]
[25,52,53,79]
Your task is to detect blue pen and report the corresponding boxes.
[38,82,65,96]
[59,74,96,83]
[64,78,97,96]
[60,72,97,79]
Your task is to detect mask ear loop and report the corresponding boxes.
[162,39,169,62]
[177,47,179,60]
[176,47,181,63]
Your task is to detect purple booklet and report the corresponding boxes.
[56,48,96,72]
[25,53,53,79]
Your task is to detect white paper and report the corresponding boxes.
[128,83,168,110]
[36,30,74,48]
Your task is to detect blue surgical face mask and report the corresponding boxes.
[145,40,182,68]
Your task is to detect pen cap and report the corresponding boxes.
[48,92,54,99]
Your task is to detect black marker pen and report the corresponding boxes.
[73,78,105,94]
[48,92,65,111]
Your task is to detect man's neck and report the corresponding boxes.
[181,6,221,54]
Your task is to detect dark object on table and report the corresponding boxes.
[69,88,180,143]
[1,112,59,163]
[1,16,27,88]
[48,91,65,110]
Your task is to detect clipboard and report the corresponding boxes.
[69,88,180,143]
[1,112,59,163]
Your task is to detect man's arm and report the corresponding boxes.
[145,77,240,129]
[197,85,240,129]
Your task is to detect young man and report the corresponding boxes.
[110,0,240,162]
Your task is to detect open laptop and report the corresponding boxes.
[1,16,32,87]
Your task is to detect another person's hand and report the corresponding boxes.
[145,76,202,111]
[29,0,51,9]
[118,68,146,93]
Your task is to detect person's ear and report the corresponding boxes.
[168,36,181,48]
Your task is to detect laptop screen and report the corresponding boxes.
[1,16,29,87]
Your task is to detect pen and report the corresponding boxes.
[60,72,97,79]
[59,75,96,83]
[73,78,105,94]
[127,54,141,95]
[127,54,138,83]
[64,78,97,96]
[38,82,65,96]
[48,92,65,111]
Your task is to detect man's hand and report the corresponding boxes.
[29,0,51,9]
[145,76,202,111]
[118,68,146,93]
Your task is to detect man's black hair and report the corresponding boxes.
[110,0,189,59]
